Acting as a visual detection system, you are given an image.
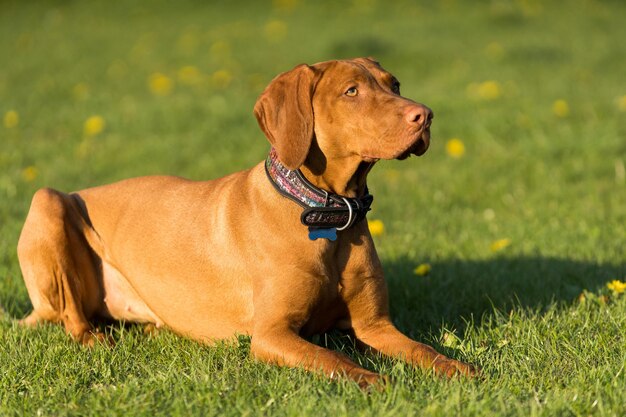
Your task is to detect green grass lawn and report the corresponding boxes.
[2,0,626,415]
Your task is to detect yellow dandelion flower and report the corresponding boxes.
[4,110,19,128]
[616,95,626,112]
[413,263,431,276]
[445,138,465,158]
[552,99,569,118]
[490,238,511,252]
[148,72,173,96]
[211,69,233,89]
[477,80,501,100]
[178,66,202,85]
[264,20,288,42]
[72,83,90,101]
[84,115,105,137]
[577,292,586,303]
[368,219,384,236]
[21,166,38,182]
[607,280,626,295]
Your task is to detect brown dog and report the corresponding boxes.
[17,58,475,387]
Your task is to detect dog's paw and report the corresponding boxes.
[344,370,389,390]
[143,323,161,337]
[80,330,115,348]
[433,357,480,379]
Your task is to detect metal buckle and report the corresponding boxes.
[336,197,354,231]
[322,189,330,207]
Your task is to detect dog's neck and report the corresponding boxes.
[300,143,374,198]
[265,148,373,232]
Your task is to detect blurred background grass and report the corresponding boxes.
[1,0,626,415]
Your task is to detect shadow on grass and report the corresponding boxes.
[382,255,625,334]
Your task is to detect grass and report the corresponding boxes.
[1,0,626,415]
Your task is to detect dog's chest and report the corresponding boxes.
[300,278,350,336]
[296,233,379,336]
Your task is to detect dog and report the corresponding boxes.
[17,58,476,387]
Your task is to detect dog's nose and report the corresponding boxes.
[404,105,433,129]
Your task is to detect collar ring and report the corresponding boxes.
[335,197,354,231]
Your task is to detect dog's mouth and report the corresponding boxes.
[360,131,431,162]
[396,131,430,160]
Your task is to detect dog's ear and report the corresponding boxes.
[254,64,320,170]
[359,56,380,65]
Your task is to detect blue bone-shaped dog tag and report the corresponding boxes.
[308,227,337,241]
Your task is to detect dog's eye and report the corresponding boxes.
[391,82,401,94]
[345,87,358,97]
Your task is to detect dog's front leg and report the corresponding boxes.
[340,231,477,378]
[250,271,383,388]
[354,320,477,377]
[251,327,381,388]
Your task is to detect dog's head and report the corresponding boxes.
[254,58,432,170]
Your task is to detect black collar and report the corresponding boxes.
[264,148,373,232]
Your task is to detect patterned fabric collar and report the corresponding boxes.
[264,148,373,232]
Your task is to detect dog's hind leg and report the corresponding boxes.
[17,188,107,346]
